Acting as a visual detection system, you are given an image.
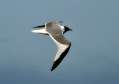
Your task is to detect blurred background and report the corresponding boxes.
[0,0,119,84]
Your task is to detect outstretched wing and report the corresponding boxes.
[32,25,48,35]
[49,33,71,71]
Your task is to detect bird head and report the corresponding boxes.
[63,26,72,34]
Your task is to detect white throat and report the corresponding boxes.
[58,25,65,32]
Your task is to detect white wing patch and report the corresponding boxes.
[32,28,48,34]
[49,34,69,61]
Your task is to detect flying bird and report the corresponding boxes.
[32,21,72,71]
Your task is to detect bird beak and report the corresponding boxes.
[69,28,72,31]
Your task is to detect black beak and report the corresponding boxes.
[69,28,72,31]
[64,26,72,31]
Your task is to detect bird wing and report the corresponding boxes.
[32,25,48,35]
[34,25,45,28]
[49,33,71,71]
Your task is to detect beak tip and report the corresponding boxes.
[70,29,72,31]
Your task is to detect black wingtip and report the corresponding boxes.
[51,64,55,72]
[33,25,45,28]
[51,68,54,72]
[50,43,71,72]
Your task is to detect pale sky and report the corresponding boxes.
[0,0,119,84]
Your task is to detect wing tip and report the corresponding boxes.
[51,63,56,72]
[51,68,54,72]
[51,67,55,72]
[50,43,71,72]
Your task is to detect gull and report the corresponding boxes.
[32,21,72,71]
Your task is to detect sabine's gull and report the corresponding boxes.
[32,21,72,71]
